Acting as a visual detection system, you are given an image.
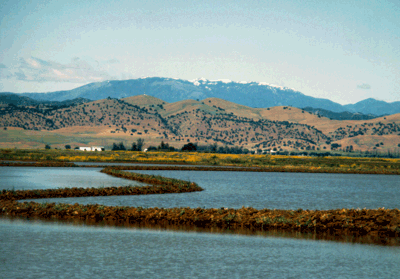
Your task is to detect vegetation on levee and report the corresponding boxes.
[1,200,399,246]
[0,170,203,200]
[100,167,201,189]
[1,148,400,175]
[100,165,400,175]
[0,161,77,167]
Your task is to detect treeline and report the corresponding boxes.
[110,141,253,154]
[285,150,400,158]
[148,142,252,154]
[109,140,400,158]
[196,143,251,154]
[112,138,145,151]
[146,141,177,152]
[362,149,400,158]
[111,140,181,152]
[281,151,342,157]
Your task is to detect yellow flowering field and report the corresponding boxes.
[1,149,400,174]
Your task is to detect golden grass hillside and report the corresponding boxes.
[122,95,167,107]
[1,95,400,152]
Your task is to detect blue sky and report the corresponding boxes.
[0,0,399,105]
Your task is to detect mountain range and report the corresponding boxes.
[2,77,399,115]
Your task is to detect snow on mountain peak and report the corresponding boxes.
[186,77,294,91]
[213,79,232,83]
[257,82,289,90]
[189,77,208,86]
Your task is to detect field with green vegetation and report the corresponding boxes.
[1,148,400,175]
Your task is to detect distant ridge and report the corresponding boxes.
[343,98,400,116]
[0,92,90,107]
[303,107,378,120]
[2,77,399,115]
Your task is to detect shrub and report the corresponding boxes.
[182,142,197,151]
[112,142,126,151]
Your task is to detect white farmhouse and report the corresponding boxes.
[265,149,277,154]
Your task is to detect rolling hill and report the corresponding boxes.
[1,95,399,153]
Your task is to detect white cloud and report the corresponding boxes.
[9,56,112,83]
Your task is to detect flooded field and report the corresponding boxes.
[0,167,147,191]
[12,168,399,210]
[1,166,399,278]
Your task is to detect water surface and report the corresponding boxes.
[0,167,147,191]
[1,167,400,278]
[19,169,400,210]
[1,218,399,279]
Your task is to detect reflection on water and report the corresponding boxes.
[1,217,399,279]
[4,215,398,246]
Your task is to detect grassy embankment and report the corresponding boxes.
[1,148,400,174]
[0,168,202,200]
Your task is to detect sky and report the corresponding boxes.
[0,0,399,105]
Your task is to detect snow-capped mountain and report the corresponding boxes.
[5,77,399,115]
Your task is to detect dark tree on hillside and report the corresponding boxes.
[45,144,51,149]
[65,145,71,150]
[331,143,341,150]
